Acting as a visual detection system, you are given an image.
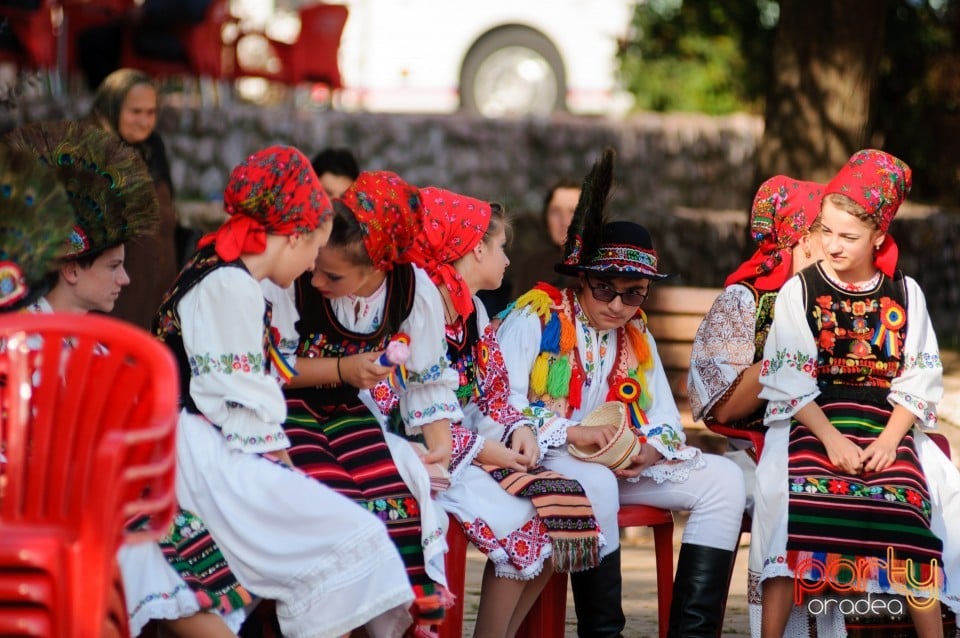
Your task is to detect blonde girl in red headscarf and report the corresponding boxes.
[152,146,416,638]
[751,150,960,638]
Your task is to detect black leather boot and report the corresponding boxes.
[667,543,736,638]
[569,547,626,638]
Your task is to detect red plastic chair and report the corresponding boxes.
[438,515,468,638]
[515,504,675,638]
[236,3,347,91]
[0,0,59,72]
[0,313,180,637]
[118,0,236,80]
[60,0,136,76]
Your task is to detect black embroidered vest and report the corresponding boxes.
[286,263,416,406]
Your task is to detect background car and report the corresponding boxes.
[237,0,636,117]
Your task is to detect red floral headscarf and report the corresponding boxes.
[823,149,911,277]
[198,146,331,262]
[406,186,492,318]
[337,171,422,271]
[724,176,823,291]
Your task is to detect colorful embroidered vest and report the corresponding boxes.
[445,309,484,408]
[743,282,779,365]
[154,244,273,414]
[287,263,416,406]
[798,264,907,391]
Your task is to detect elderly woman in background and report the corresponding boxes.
[89,68,179,330]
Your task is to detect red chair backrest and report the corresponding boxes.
[0,313,179,634]
[0,0,58,69]
[290,3,347,86]
[119,0,234,79]
[181,0,234,77]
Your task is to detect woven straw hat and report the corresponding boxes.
[567,401,642,471]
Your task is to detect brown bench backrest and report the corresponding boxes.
[644,286,722,425]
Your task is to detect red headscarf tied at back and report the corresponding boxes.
[724,175,824,291]
[822,149,911,277]
[406,186,492,318]
[198,145,332,262]
[337,170,423,271]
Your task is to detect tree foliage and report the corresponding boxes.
[618,0,960,203]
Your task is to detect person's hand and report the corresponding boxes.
[420,440,452,472]
[861,436,899,473]
[339,352,392,389]
[613,443,664,479]
[823,433,865,475]
[510,427,540,469]
[479,440,529,473]
[566,424,618,451]
[274,449,295,468]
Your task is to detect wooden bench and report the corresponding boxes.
[643,285,724,448]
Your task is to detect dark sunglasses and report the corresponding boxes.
[585,278,648,306]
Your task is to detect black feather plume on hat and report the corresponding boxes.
[556,146,615,273]
[5,120,159,258]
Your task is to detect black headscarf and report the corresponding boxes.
[88,68,173,194]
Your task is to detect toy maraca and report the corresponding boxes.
[378,332,411,367]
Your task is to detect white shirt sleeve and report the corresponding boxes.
[687,285,757,422]
[181,267,289,453]
[758,275,821,425]
[396,266,463,433]
[889,276,943,428]
[496,305,576,449]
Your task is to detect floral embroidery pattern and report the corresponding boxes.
[761,348,816,377]
[462,516,550,574]
[788,475,931,519]
[223,429,287,448]
[405,360,448,384]
[188,352,265,376]
[361,496,420,522]
[902,352,942,371]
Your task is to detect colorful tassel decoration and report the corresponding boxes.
[530,352,550,396]
[558,313,576,353]
[541,313,561,353]
[514,287,554,320]
[568,366,584,410]
[546,358,571,398]
[626,323,652,370]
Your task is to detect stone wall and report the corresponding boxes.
[5,97,960,342]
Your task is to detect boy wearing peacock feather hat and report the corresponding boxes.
[496,147,746,637]
[5,120,159,315]
[0,144,75,312]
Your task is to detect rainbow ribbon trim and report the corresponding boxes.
[268,341,298,384]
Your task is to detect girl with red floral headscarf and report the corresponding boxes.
[367,186,604,638]
[151,146,416,638]
[690,175,824,430]
[750,150,960,637]
[260,170,456,636]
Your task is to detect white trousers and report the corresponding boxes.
[543,451,746,556]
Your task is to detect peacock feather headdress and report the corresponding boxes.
[5,120,159,259]
[0,144,75,310]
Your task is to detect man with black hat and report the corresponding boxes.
[497,148,746,638]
